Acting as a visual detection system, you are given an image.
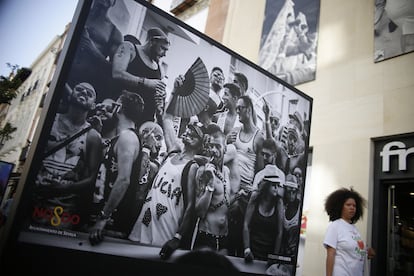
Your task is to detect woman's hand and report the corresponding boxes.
[367,247,376,259]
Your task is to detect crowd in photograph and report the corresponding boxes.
[28,18,309,273]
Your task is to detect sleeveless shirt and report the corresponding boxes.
[123,44,162,123]
[234,128,259,191]
[101,128,142,234]
[283,201,300,255]
[128,155,187,246]
[33,114,90,229]
[250,204,280,261]
[215,110,241,134]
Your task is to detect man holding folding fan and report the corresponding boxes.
[128,75,207,260]
[112,27,170,126]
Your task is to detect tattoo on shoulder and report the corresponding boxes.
[116,44,129,58]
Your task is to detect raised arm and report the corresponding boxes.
[163,76,186,153]
[262,101,273,140]
[162,112,181,154]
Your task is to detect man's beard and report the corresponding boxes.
[210,153,223,168]
[182,139,201,152]
[70,97,90,111]
[211,158,223,168]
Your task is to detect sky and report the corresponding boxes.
[0,0,79,77]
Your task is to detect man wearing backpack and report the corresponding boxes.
[128,77,206,260]
[31,82,102,231]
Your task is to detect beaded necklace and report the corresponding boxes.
[209,169,230,211]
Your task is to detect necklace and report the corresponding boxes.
[178,153,188,160]
[210,170,230,211]
[213,169,225,183]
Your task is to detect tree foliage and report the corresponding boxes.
[0,64,31,145]
[0,122,17,144]
[0,64,31,104]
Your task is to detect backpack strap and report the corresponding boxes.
[181,160,196,209]
[180,159,197,250]
[44,125,92,158]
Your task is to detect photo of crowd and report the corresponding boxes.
[374,0,414,62]
[259,0,320,86]
[18,1,312,275]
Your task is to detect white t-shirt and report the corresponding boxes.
[323,219,367,276]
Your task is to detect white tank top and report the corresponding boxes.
[234,128,259,191]
[129,155,187,246]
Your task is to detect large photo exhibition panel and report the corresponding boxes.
[5,1,313,275]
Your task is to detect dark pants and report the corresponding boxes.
[193,230,228,251]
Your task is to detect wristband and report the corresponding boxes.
[205,185,215,192]
[174,233,182,240]
[99,210,112,220]
[142,147,151,155]
[138,77,145,86]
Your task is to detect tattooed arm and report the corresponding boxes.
[112,41,166,92]
[111,41,139,88]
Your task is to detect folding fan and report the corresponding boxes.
[166,57,210,118]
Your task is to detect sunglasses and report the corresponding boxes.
[286,188,298,194]
[271,182,283,188]
[236,105,248,112]
[74,85,95,95]
[261,152,272,158]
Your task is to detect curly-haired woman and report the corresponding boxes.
[323,188,375,276]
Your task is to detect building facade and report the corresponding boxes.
[0,25,70,174]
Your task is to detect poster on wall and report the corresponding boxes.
[374,0,414,62]
[258,0,320,86]
[5,0,312,275]
[0,160,14,206]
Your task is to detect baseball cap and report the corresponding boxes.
[285,174,299,189]
[187,121,206,140]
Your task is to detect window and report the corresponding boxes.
[33,80,39,90]
[170,0,198,15]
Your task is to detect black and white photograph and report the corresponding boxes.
[14,0,312,275]
[374,0,414,62]
[258,0,320,86]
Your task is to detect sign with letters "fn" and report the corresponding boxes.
[380,141,414,173]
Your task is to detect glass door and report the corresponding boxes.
[387,182,414,276]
